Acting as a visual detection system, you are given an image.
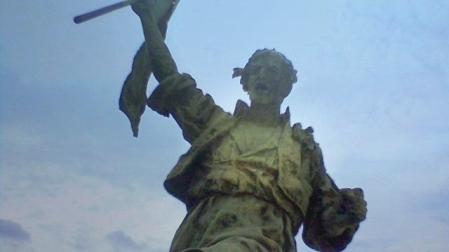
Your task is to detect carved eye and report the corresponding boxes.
[267,66,280,76]
[249,65,261,73]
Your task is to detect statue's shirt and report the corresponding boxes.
[189,120,283,201]
[213,119,282,167]
[188,119,305,222]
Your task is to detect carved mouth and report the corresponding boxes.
[256,83,271,94]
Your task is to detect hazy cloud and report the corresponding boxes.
[0,219,31,242]
[0,219,33,251]
[106,230,147,252]
[0,164,183,252]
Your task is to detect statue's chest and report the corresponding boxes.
[211,121,279,162]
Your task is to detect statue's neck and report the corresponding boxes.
[246,102,282,125]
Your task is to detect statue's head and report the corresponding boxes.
[235,49,298,105]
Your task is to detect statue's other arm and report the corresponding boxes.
[300,135,367,252]
[132,1,228,143]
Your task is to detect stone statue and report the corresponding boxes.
[127,1,367,251]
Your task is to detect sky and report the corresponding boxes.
[1,0,448,251]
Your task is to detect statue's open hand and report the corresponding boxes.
[131,0,156,19]
[321,188,367,236]
[340,188,367,222]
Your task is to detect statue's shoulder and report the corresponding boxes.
[233,99,250,117]
[291,122,318,151]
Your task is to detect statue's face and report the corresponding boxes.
[245,53,292,106]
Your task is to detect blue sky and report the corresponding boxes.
[1,0,448,251]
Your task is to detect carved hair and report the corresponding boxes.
[233,49,298,92]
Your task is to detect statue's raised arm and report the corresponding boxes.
[130,0,229,143]
[119,0,180,137]
[131,0,178,81]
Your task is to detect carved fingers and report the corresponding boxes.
[131,0,156,19]
[320,188,367,237]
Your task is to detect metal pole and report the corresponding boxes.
[73,0,136,24]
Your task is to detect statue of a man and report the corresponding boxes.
[131,1,367,251]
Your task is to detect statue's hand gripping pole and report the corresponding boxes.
[74,0,137,24]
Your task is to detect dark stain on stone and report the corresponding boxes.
[220,213,238,228]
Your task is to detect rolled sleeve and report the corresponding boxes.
[302,146,367,252]
[148,73,227,143]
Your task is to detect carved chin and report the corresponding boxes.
[249,93,279,105]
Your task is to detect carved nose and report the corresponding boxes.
[258,68,271,80]
[259,68,268,76]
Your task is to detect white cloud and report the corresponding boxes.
[0,165,184,252]
[0,126,43,147]
[106,230,147,252]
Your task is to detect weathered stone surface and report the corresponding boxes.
[126,1,367,251]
